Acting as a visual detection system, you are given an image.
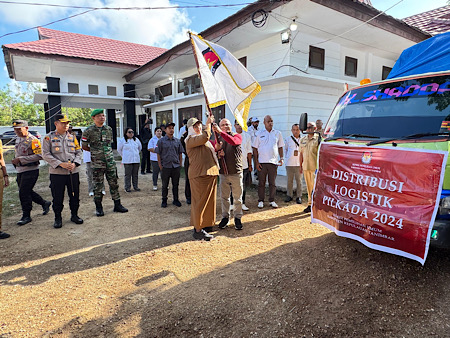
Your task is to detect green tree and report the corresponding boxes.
[0,83,93,126]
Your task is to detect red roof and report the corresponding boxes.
[4,27,167,67]
[403,5,450,36]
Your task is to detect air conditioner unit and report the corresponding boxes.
[148,94,156,103]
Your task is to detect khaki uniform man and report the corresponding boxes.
[12,120,51,225]
[300,121,319,213]
[81,109,127,216]
[42,114,83,228]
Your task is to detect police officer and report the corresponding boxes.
[0,138,10,239]
[12,120,51,225]
[81,109,128,216]
[42,114,83,228]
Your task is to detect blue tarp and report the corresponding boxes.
[387,31,450,79]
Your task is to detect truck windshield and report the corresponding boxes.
[325,75,450,139]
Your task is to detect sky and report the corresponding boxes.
[0,0,448,89]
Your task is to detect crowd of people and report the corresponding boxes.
[0,111,321,242]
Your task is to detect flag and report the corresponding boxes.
[190,33,261,131]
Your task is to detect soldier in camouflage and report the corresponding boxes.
[81,109,128,216]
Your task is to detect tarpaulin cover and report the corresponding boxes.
[387,31,450,79]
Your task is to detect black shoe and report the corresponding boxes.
[125,188,131,193]
[203,226,214,233]
[95,200,104,217]
[173,200,182,207]
[186,199,191,205]
[113,200,128,213]
[161,200,167,208]
[141,171,146,175]
[70,215,84,224]
[235,218,243,230]
[134,188,141,192]
[0,231,10,239]
[53,218,62,229]
[17,216,32,226]
[296,197,302,204]
[42,201,51,215]
[218,217,229,229]
[193,229,214,241]
[303,206,311,213]
[284,196,293,203]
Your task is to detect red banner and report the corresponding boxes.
[312,143,447,264]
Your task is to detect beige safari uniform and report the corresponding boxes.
[14,134,42,173]
[300,134,319,206]
[42,131,82,174]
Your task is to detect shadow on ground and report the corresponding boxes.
[49,234,450,337]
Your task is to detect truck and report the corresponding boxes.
[301,32,450,249]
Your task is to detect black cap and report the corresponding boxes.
[165,122,176,128]
[53,114,71,123]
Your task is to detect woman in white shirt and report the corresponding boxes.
[118,127,142,192]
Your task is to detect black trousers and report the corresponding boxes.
[141,147,152,173]
[161,167,181,201]
[184,157,191,200]
[16,169,45,216]
[50,173,80,216]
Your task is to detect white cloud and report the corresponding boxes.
[0,0,191,49]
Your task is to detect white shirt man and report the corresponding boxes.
[252,115,284,208]
[284,124,302,204]
[235,121,252,211]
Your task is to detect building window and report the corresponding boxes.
[382,66,392,80]
[178,74,201,94]
[156,83,172,98]
[156,110,173,127]
[239,56,247,68]
[345,56,358,77]
[309,46,325,70]
[107,86,117,96]
[88,84,99,95]
[211,105,225,123]
[178,105,202,130]
[68,83,79,93]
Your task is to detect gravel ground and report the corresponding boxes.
[1,164,450,337]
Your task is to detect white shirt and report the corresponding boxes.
[148,135,161,161]
[252,128,284,165]
[83,150,91,163]
[117,138,142,164]
[240,131,252,170]
[284,135,301,167]
[247,125,259,143]
[179,125,186,136]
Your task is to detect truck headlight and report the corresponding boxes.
[439,196,450,215]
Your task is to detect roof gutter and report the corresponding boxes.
[310,0,431,42]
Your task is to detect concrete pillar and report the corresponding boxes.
[123,83,136,132]
[106,109,118,150]
[45,76,61,133]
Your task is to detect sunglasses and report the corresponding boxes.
[306,126,314,129]
[127,131,134,134]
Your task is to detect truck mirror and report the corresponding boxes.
[299,113,308,131]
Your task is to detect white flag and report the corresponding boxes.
[190,33,261,131]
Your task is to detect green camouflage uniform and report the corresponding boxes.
[81,124,120,201]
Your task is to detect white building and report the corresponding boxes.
[2,0,431,173]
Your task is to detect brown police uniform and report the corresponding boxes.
[42,124,83,225]
[13,120,50,223]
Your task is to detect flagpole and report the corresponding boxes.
[189,32,228,174]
